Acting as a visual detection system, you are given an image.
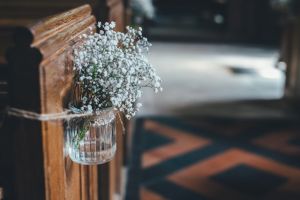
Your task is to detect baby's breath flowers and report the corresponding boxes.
[72,21,162,119]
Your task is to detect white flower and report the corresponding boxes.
[110,21,116,28]
[103,71,108,77]
[92,58,98,64]
[121,68,127,74]
[73,21,162,118]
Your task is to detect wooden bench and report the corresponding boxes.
[0,0,127,62]
[0,4,126,200]
[0,0,126,111]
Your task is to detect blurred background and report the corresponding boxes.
[128,0,300,200]
[132,0,290,115]
[1,0,300,200]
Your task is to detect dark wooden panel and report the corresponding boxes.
[108,0,125,32]
[4,5,98,200]
[1,2,127,199]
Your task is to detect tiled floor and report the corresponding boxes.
[125,42,300,200]
[127,117,300,200]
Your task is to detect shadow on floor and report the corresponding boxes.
[171,98,300,120]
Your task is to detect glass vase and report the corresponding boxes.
[65,108,116,165]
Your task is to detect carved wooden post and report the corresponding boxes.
[6,5,98,200]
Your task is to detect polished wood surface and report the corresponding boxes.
[3,5,97,200]
[1,2,127,199]
[0,0,97,64]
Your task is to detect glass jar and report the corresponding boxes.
[65,108,116,165]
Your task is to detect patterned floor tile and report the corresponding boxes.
[142,130,173,152]
[145,179,209,200]
[140,187,166,200]
[142,120,211,169]
[126,117,300,200]
[212,164,287,196]
[253,130,300,156]
[168,149,300,200]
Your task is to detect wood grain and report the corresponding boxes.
[2,2,127,199]
[5,5,98,200]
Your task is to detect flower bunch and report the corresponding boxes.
[72,21,162,118]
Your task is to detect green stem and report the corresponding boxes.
[73,120,89,149]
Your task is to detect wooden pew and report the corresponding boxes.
[0,1,94,112]
[0,0,126,116]
[1,4,126,200]
[0,0,96,64]
[0,0,127,63]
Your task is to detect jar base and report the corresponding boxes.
[69,157,115,165]
[68,144,117,165]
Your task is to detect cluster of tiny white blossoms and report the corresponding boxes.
[73,21,162,119]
